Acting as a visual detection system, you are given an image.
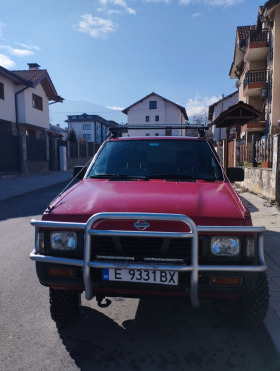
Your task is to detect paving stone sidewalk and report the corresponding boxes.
[235,186,280,353]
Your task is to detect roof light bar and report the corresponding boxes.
[109,125,208,138]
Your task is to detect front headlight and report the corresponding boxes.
[50,231,77,250]
[211,236,240,256]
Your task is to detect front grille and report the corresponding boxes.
[91,236,202,261]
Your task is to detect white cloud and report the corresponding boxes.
[0,45,34,57]
[98,0,136,15]
[186,95,221,118]
[75,14,117,38]
[179,0,243,6]
[0,53,15,68]
[208,0,243,6]
[107,105,124,110]
[145,0,171,4]
[192,12,203,17]
[15,42,41,51]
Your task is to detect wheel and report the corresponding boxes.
[49,288,81,327]
[215,273,270,327]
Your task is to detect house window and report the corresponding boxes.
[149,101,157,109]
[83,124,91,130]
[146,116,150,122]
[0,82,4,100]
[155,115,159,122]
[83,134,91,140]
[32,94,43,110]
[146,133,150,136]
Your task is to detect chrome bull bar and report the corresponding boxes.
[30,212,267,308]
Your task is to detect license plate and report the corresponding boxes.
[102,268,178,285]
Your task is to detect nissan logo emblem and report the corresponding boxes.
[134,220,150,231]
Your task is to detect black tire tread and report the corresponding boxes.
[49,288,81,327]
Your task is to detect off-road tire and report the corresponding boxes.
[49,288,81,327]
[215,273,270,327]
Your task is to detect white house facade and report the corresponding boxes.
[0,63,63,174]
[208,91,239,141]
[122,92,188,137]
[0,63,63,137]
[65,114,116,144]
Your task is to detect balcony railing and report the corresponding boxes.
[243,70,268,90]
[249,30,269,43]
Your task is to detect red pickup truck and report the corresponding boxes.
[30,132,269,327]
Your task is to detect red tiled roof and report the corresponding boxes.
[12,69,47,84]
[11,69,63,102]
[237,25,256,40]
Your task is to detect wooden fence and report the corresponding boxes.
[238,135,273,167]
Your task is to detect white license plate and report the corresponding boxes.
[102,268,178,285]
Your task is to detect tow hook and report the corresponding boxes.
[96,296,112,308]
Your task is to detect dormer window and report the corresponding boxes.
[32,94,43,111]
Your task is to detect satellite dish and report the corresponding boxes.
[235,80,241,88]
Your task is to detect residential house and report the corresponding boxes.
[229,1,280,140]
[0,63,63,137]
[49,124,68,140]
[122,92,188,137]
[208,91,239,142]
[209,1,280,204]
[0,63,63,174]
[65,114,116,144]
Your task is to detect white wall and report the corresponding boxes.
[125,95,185,137]
[0,76,17,123]
[68,120,108,143]
[211,92,238,140]
[23,84,49,129]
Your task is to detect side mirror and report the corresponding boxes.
[226,167,244,182]
[73,166,87,179]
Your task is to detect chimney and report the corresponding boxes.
[28,63,40,70]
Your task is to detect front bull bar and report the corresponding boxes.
[30,212,267,308]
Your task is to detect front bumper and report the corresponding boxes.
[30,212,267,307]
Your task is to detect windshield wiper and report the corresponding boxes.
[147,174,218,182]
[147,174,196,180]
[90,174,149,181]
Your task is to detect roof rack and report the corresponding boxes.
[109,125,208,138]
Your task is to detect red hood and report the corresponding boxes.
[43,179,251,226]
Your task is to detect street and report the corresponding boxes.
[0,183,280,371]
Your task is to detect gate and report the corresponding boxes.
[0,134,20,173]
[228,141,235,168]
[49,138,57,170]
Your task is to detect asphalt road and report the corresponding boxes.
[0,183,280,371]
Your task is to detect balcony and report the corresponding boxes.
[243,70,268,97]
[244,31,269,61]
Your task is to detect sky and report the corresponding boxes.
[0,0,262,126]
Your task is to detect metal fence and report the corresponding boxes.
[26,137,47,161]
[256,135,273,164]
[0,134,20,173]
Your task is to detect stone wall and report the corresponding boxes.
[234,135,279,203]
[236,167,276,202]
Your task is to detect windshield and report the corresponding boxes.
[88,139,223,181]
